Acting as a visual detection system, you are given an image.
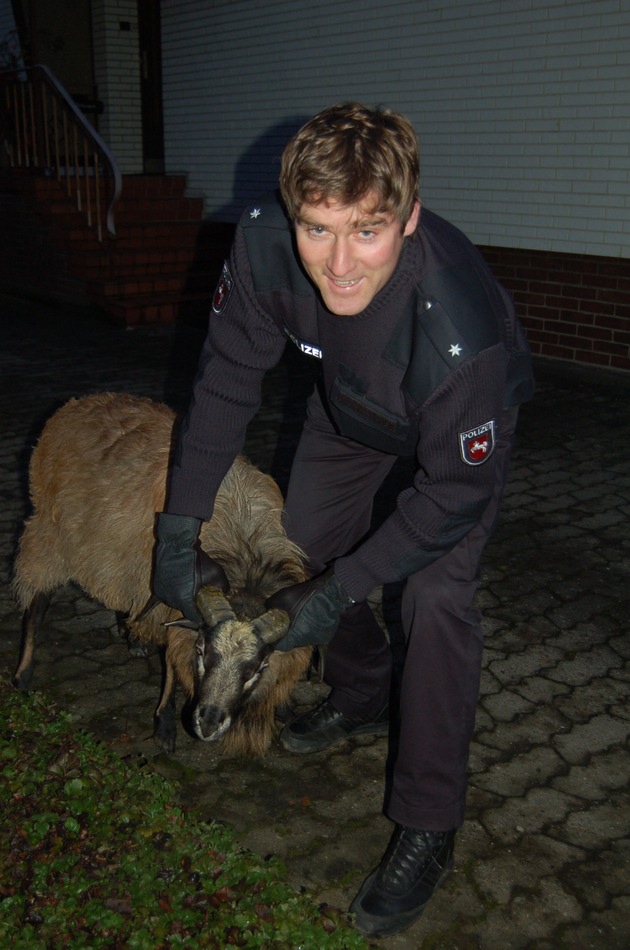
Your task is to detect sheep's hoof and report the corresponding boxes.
[12,668,33,691]
[154,715,177,755]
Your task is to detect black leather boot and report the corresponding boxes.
[280,698,389,753]
[350,825,455,937]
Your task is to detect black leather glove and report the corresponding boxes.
[153,512,228,622]
[265,569,356,652]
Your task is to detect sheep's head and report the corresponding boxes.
[166,585,290,743]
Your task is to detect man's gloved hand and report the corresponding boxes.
[265,569,356,652]
[153,512,228,623]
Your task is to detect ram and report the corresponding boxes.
[12,392,310,755]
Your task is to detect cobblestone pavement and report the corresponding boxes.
[1,291,629,949]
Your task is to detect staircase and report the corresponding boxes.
[78,172,230,326]
[1,170,231,327]
[0,64,233,327]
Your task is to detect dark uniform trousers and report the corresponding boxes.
[283,386,519,832]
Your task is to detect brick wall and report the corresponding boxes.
[481,246,630,372]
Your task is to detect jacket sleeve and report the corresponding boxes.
[166,229,287,520]
[334,343,512,601]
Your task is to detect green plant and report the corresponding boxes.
[0,680,368,948]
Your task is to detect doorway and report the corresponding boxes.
[137,0,164,174]
[20,0,98,123]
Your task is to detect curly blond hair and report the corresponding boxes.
[279,102,419,228]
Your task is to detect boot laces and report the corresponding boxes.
[378,828,450,894]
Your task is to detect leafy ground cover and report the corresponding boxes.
[0,680,369,948]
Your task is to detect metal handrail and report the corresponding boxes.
[0,63,122,239]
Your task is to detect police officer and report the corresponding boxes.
[152,102,534,937]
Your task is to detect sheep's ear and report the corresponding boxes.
[252,609,291,644]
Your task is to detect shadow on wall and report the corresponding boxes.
[178,116,308,330]
[172,115,311,389]
[213,114,310,223]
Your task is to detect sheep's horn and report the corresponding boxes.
[163,618,200,631]
[134,592,160,622]
[196,585,236,627]
[251,609,291,645]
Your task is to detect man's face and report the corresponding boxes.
[294,194,420,316]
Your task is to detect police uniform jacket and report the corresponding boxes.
[167,191,534,602]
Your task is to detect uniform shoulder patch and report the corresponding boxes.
[212,262,234,314]
[459,420,496,465]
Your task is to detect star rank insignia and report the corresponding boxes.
[249,207,261,219]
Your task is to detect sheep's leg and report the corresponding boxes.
[154,649,177,754]
[12,591,51,691]
[116,611,149,657]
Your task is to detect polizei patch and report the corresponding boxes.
[459,420,496,465]
[283,326,323,359]
[212,262,234,314]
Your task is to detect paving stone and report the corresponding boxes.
[552,620,624,652]
[487,617,560,653]
[473,704,570,753]
[551,793,630,851]
[462,875,583,949]
[480,688,537,722]
[513,674,572,707]
[562,839,630,911]
[548,647,626,686]
[547,593,620,630]
[486,644,565,684]
[551,748,630,802]
[558,896,630,950]
[467,740,507,776]
[553,675,630,722]
[552,714,630,764]
[473,834,583,905]
[472,746,567,798]
[480,786,584,842]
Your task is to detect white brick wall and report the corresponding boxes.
[161,0,630,257]
[91,0,143,173]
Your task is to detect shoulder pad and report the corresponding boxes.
[419,263,502,356]
[239,190,291,233]
[389,263,504,406]
[240,191,312,296]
